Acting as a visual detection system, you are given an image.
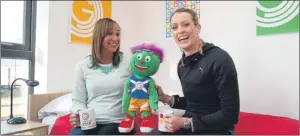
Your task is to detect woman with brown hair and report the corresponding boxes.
[149,8,240,135]
[68,18,132,135]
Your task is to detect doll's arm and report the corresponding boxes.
[149,78,158,111]
[122,78,131,113]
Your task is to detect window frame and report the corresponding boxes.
[1,1,37,95]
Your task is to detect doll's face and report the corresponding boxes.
[130,50,161,77]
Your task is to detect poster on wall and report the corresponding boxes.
[256,0,299,36]
[70,0,112,45]
[165,0,200,38]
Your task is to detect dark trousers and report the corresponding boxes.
[147,129,189,135]
[148,129,235,135]
[69,123,133,135]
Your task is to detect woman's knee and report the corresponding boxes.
[69,128,84,135]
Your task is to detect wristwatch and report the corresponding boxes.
[183,118,191,130]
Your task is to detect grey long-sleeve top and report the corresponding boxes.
[71,54,131,124]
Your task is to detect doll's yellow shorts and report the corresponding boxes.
[128,98,150,112]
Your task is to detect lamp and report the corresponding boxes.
[7,78,39,124]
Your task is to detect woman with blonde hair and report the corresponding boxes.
[150,8,240,135]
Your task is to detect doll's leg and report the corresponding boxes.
[118,99,138,133]
[139,99,154,133]
[140,99,150,117]
[127,99,138,119]
[118,112,136,133]
[141,110,150,118]
[127,110,136,117]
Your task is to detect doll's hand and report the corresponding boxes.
[149,100,158,111]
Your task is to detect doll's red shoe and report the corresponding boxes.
[140,115,154,133]
[118,114,134,133]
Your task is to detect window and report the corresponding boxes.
[1,59,29,120]
[1,1,37,120]
[1,1,25,44]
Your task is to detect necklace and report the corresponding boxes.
[99,64,113,75]
[89,56,113,74]
[89,54,123,75]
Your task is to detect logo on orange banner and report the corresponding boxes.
[70,0,111,45]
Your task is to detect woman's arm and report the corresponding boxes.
[157,86,186,110]
[189,53,240,133]
[71,62,88,112]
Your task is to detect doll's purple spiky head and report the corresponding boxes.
[131,43,164,62]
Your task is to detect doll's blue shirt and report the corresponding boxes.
[129,74,150,99]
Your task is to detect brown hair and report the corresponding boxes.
[90,18,121,68]
[170,8,199,25]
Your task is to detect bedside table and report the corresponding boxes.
[1,120,49,135]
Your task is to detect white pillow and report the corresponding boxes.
[38,93,72,120]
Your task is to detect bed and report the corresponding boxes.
[28,91,72,135]
[28,91,161,135]
[28,91,300,135]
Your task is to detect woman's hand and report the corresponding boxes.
[155,85,172,105]
[164,114,185,132]
[69,111,80,128]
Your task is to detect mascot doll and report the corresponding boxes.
[118,43,164,133]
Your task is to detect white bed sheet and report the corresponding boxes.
[42,115,60,134]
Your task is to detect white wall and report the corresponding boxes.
[200,1,299,120]
[36,1,146,92]
[46,1,91,92]
[35,1,49,94]
[38,1,299,119]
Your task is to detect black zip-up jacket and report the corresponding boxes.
[172,42,240,134]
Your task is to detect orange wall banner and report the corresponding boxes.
[70,0,112,45]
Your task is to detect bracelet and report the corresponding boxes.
[183,118,191,130]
